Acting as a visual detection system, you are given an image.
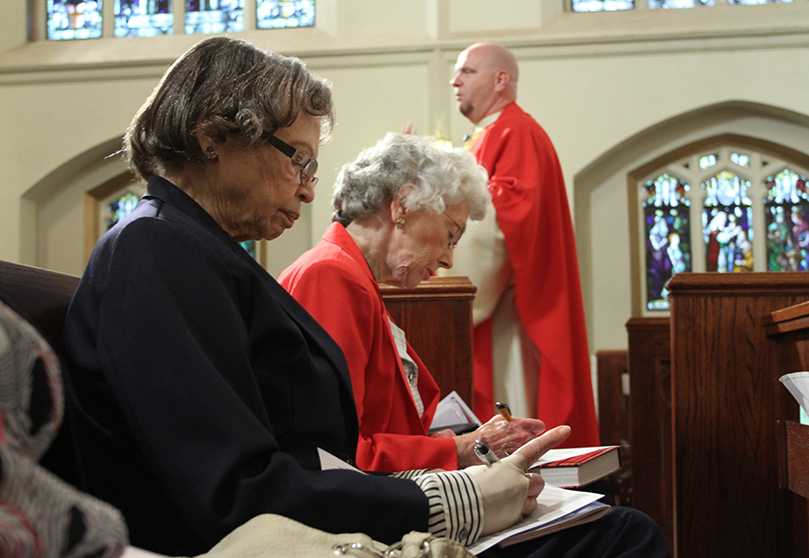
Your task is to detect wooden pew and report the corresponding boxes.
[595,350,633,507]
[0,259,80,345]
[380,276,476,409]
[668,272,809,558]
[626,317,673,549]
[763,299,809,557]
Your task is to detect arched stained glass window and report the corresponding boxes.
[106,191,141,230]
[257,0,315,28]
[765,169,809,271]
[636,146,809,314]
[643,173,691,310]
[115,0,173,37]
[186,0,244,34]
[47,0,103,40]
[702,171,753,273]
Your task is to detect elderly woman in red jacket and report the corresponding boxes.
[279,132,546,473]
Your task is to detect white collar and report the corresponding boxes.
[474,110,503,133]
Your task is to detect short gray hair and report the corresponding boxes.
[124,37,334,182]
[332,133,489,225]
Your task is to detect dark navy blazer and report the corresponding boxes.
[61,176,428,555]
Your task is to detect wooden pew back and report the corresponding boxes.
[668,272,809,558]
[0,260,80,345]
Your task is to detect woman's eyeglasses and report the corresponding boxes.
[443,211,464,250]
[262,132,318,187]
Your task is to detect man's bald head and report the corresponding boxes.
[451,43,519,125]
[469,43,519,89]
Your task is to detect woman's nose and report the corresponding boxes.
[298,181,315,203]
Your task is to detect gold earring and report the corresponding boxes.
[396,217,405,229]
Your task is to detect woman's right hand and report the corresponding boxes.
[455,415,547,469]
[464,425,571,535]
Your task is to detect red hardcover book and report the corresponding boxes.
[529,446,620,488]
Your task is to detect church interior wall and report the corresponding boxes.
[2,0,808,356]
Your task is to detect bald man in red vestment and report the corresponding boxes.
[443,43,599,448]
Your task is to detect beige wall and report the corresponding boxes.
[2,0,809,355]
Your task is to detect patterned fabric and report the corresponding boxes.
[0,300,128,558]
[387,317,424,418]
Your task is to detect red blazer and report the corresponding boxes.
[467,103,600,448]
[279,223,459,472]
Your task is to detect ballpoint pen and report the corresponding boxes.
[496,401,513,421]
[474,439,500,467]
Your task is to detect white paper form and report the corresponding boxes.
[467,485,605,555]
[780,372,809,417]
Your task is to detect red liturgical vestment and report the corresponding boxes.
[461,102,599,448]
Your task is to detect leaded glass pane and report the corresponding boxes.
[699,154,718,169]
[257,0,315,29]
[702,171,753,272]
[765,169,809,271]
[649,0,713,8]
[107,191,141,230]
[186,0,244,34]
[731,152,751,167]
[729,0,791,4]
[240,240,256,259]
[643,173,691,311]
[48,0,103,40]
[571,0,633,12]
[115,0,173,37]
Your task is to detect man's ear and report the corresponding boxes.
[493,69,510,93]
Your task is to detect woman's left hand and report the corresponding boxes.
[454,415,546,469]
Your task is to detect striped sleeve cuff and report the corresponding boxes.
[413,470,483,546]
[388,469,431,480]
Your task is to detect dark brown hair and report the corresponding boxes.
[124,37,334,181]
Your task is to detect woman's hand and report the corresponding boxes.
[465,425,571,535]
[454,415,546,469]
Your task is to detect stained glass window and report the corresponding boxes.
[699,154,717,170]
[48,0,103,40]
[643,173,691,310]
[107,191,141,230]
[649,0,713,8]
[240,240,257,259]
[729,0,791,4]
[730,152,751,167]
[186,0,244,34]
[115,0,173,37]
[764,169,809,271]
[257,0,315,28]
[640,148,809,314]
[702,171,753,273]
[571,0,633,11]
